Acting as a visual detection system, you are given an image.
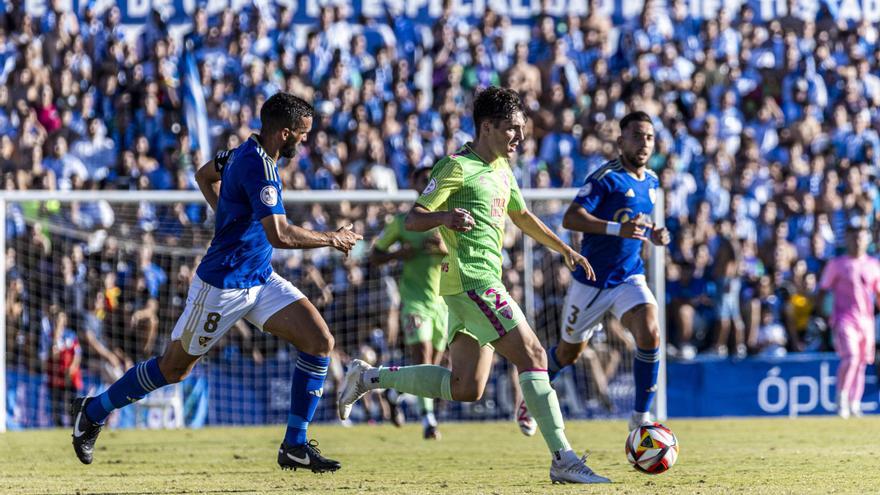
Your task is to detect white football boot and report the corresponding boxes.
[550,451,611,484]
[337,359,374,421]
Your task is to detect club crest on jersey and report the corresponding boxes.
[260,185,278,207]
[500,306,514,319]
[422,178,437,195]
[649,188,656,204]
[577,182,592,198]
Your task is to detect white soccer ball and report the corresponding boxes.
[625,423,679,474]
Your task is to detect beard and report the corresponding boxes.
[623,149,649,168]
[280,141,298,159]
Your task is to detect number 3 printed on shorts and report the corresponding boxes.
[568,305,580,325]
[203,312,222,333]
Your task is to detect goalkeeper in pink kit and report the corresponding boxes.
[819,217,880,418]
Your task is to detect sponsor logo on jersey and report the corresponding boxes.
[199,336,213,347]
[613,208,634,223]
[309,388,324,398]
[491,197,506,218]
[625,188,636,198]
[260,185,278,207]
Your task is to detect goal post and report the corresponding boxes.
[0,188,666,431]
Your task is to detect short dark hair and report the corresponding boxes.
[619,111,653,133]
[472,86,525,137]
[260,92,314,133]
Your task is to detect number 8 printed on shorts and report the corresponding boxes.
[203,312,222,333]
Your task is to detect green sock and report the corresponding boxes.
[377,365,453,401]
[418,396,434,415]
[519,371,571,454]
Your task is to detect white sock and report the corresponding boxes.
[631,411,651,424]
[422,412,437,428]
[363,368,381,389]
[837,392,849,411]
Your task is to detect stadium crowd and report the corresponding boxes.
[4,0,880,420]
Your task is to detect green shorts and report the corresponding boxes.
[443,281,526,347]
[401,300,448,350]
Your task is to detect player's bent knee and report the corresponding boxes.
[450,378,484,402]
[301,331,334,357]
[451,386,482,402]
[636,323,661,349]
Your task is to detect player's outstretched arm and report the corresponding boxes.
[261,215,362,256]
[405,204,474,232]
[195,159,221,211]
[508,208,595,280]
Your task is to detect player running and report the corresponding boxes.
[515,111,671,435]
[819,216,880,419]
[370,166,449,439]
[70,93,361,473]
[338,86,610,484]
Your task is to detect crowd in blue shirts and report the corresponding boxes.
[3,0,880,386]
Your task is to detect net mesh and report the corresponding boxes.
[3,194,641,429]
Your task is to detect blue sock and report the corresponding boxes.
[633,347,660,413]
[546,345,568,383]
[284,352,329,446]
[85,357,169,424]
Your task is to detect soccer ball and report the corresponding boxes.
[625,423,679,474]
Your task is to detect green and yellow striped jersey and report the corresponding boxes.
[416,143,526,295]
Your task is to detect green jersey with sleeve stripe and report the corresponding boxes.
[416,143,526,296]
[373,213,444,307]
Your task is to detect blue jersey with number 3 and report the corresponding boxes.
[571,159,660,289]
[196,136,286,289]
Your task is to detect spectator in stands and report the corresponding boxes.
[47,309,83,426]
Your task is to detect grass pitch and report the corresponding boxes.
[1,417,876,494]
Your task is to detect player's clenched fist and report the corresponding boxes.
[445,208,475,232]
[620,213,651,241]
[331,224,363,256]
[563,247,596,281]
[651,226,671,246]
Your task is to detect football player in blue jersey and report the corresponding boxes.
[516,111,671,435]
[70,93,361,473]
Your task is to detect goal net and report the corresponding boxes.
[0,189,665,431]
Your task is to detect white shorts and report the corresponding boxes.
[170,272,305,355]
[560,275,657,344]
